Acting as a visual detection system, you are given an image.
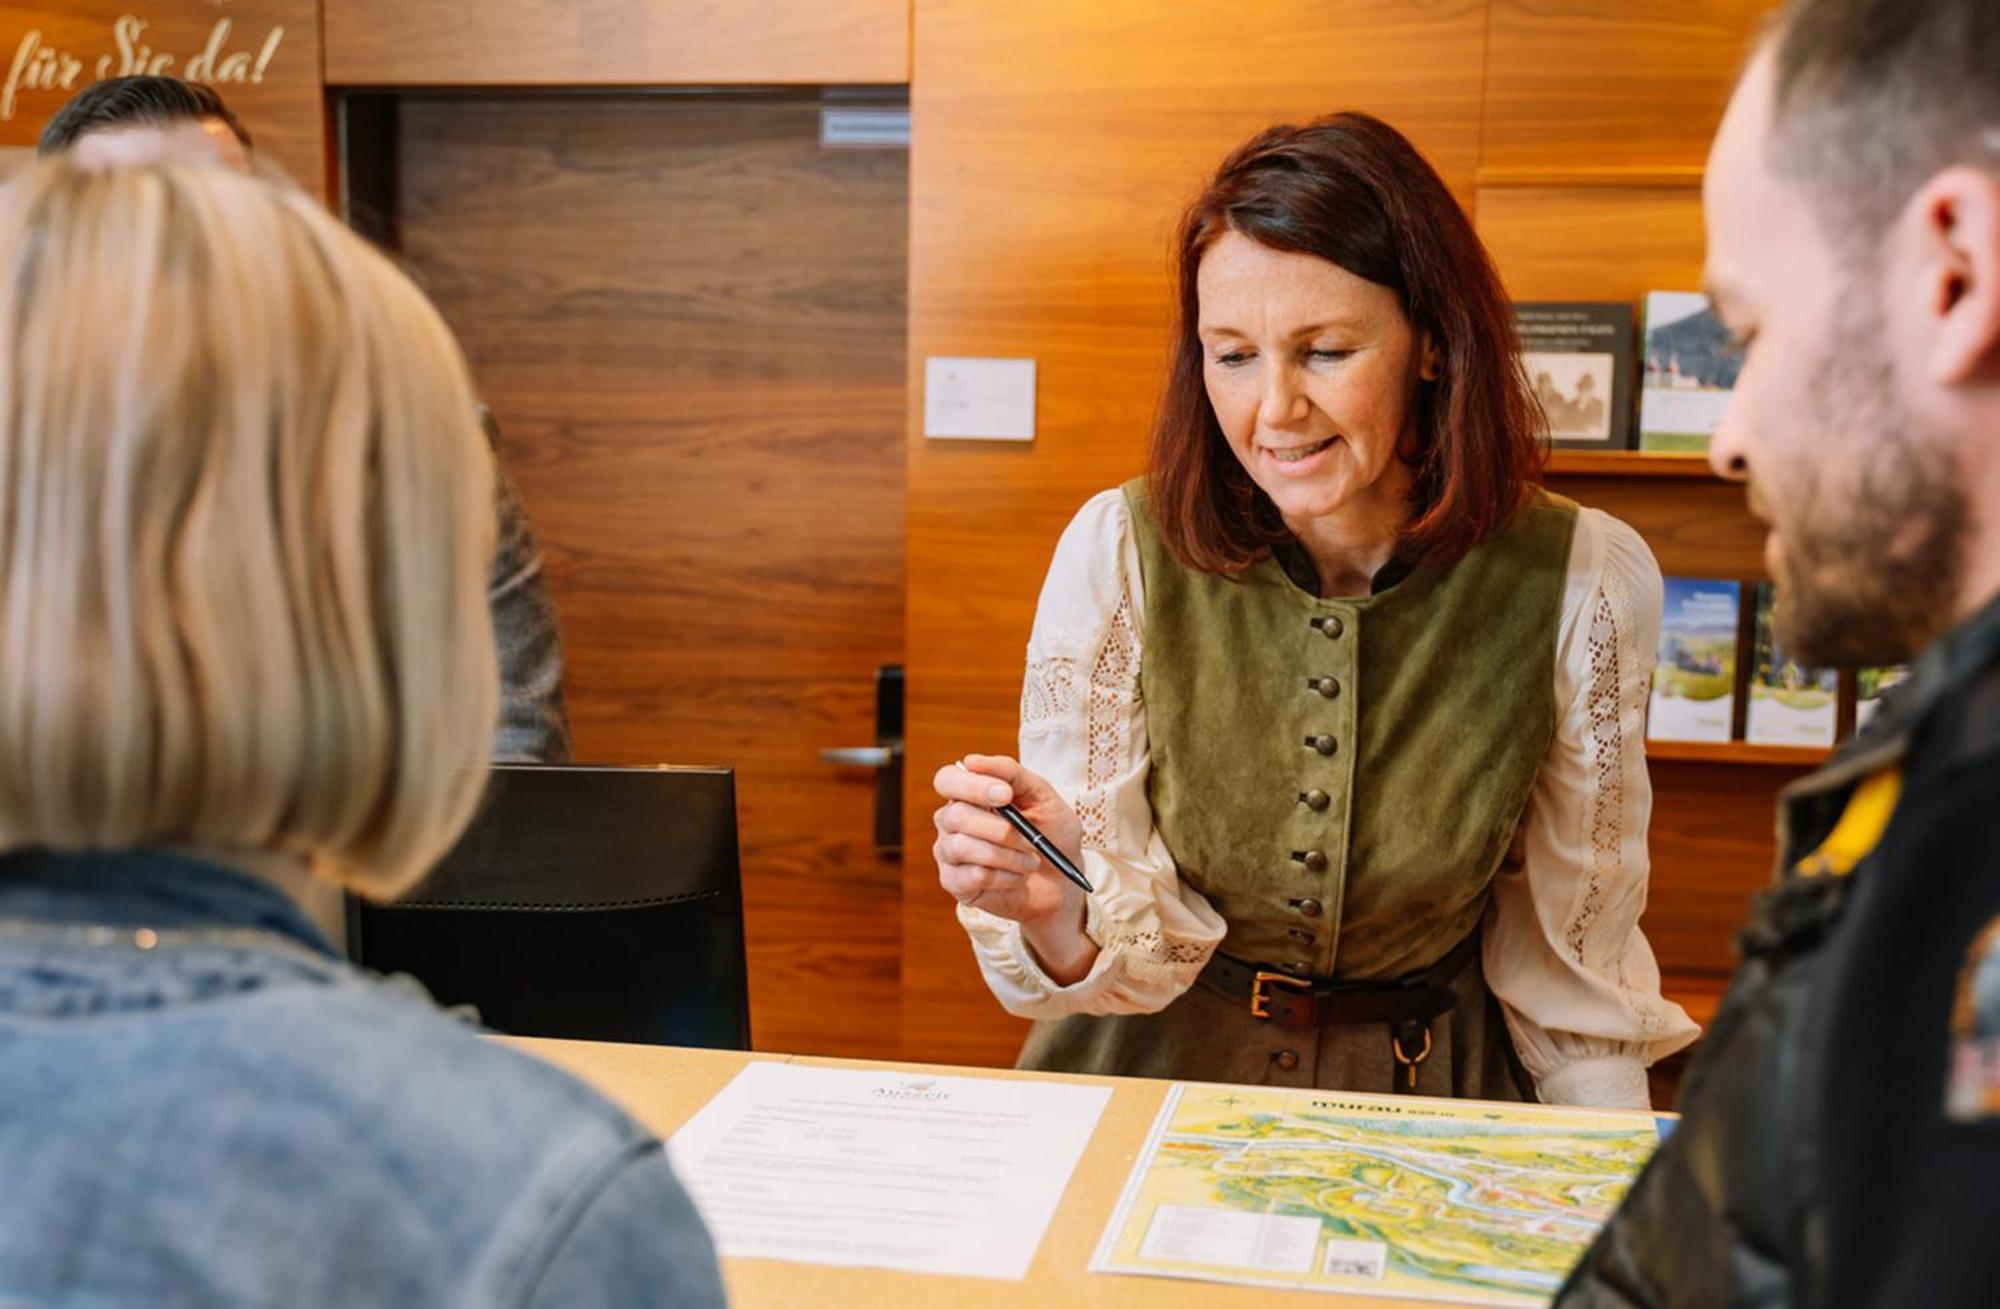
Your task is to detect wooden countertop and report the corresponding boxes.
[509,1038,1646,1308]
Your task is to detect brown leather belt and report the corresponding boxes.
[1198,930,1479,1031]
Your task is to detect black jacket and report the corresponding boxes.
[1558,598,2000,1308]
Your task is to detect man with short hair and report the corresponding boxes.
[1559,1,2000,1305]
[40,76,574,764]
[39,74,251,171]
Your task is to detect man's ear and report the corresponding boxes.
[1904,167,2000,385]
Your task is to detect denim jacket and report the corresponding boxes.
[0,850,726,1308]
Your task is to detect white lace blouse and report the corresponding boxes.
[958,490,1701,1109]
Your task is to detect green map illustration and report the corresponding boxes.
[1093,1083,1670,1305]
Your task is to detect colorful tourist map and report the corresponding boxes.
[1091,1083,1672,1305]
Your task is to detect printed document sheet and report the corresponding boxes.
[668,1062,1110,1279]
[1092,1082,1672,1305]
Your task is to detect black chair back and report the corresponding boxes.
[348,764,749,1049]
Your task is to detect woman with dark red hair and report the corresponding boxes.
[932,113,1696,1106]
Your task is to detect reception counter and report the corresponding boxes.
[510,1038,1647,1308]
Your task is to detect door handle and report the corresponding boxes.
[818,745,898,769]
[819,665,903,857]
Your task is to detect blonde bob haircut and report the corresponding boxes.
[0,161,496,898]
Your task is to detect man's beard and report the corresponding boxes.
[1768,290,1970,669]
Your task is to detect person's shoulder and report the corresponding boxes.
[521,1137,726,1308]
[1927,656,2000,773]
[1046,486,1135,576]
[1562,504,1661,598]
[1071,484,1135,533]
[307,974,650,1145]
[1034,486,1144,637]
[20,964,693,1306]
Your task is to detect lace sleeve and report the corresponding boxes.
[1021,576,1138,850]
[958,489,1225,1018]
[1484,508,1700,1108]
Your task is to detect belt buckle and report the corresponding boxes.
[1250,969,1311,1020]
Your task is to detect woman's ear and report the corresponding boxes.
[1418,333,1443,381]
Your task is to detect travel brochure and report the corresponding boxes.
[1639,291,1741,453]
[1745,583,1837,746]
[1649,577,1741,743]
[1515,302,1635,450]
[1648,578,1891,748]
[1513,292,1741,453]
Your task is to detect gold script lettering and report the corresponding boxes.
[2,31,42,122]
[0,16,286,122]
[2,30,84,122]
[253,26,283,82]
[182,18,229,81]
[101,17,174,80]
[184,20,285,86]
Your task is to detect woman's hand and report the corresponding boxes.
[932,753,1098,984]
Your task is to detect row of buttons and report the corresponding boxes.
[1283,614,1346,981]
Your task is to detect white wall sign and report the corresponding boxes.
[923,356,1036,441]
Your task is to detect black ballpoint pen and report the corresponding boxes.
[995,803,1094,894]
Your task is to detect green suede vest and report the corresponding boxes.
[1125,480,1577,981]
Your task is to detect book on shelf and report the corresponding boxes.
[1649,577,1742,744]
[1515,302,1635,450]
[1744,582,1838,746]
[1639,291,1741,453]
[1856,664,1912,730]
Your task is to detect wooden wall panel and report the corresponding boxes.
[1550,475,1765,580]
[0,1,323,192]
[1475,185,1706,303]
[1644,763,1795,975]
[390,96,908,1058]
[325,0,909,87]
[1483,0,1774,177]
[902,0,1491,1069]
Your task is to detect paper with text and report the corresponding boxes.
[668,1062,1110,1279]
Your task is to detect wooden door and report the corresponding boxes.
[378,94,907,1058]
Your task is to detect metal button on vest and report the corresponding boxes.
[1296,897,1323,918]
[1289,849,1328,873]
[1306,734,1338,757]
[1300,788,1331,811]
[1273,1049,1300,1071]
[1312,615,1344,640]
[1287,926,1315,945]
[1281,960,1311,978]
[1308,676,1341,699]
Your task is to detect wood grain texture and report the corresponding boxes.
[1547,450,1715,478]
[0,1,324,193]
[1476,184,1708,304]
[386,96,907,1058]
[901,0,1492,1069]
[1483,0,1775,173]
[1649,741,1829,767]
[517,1038,1660,1308]
[1645,763,1797,974]
[324,0,909,86]
[1548,473,1767,579]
